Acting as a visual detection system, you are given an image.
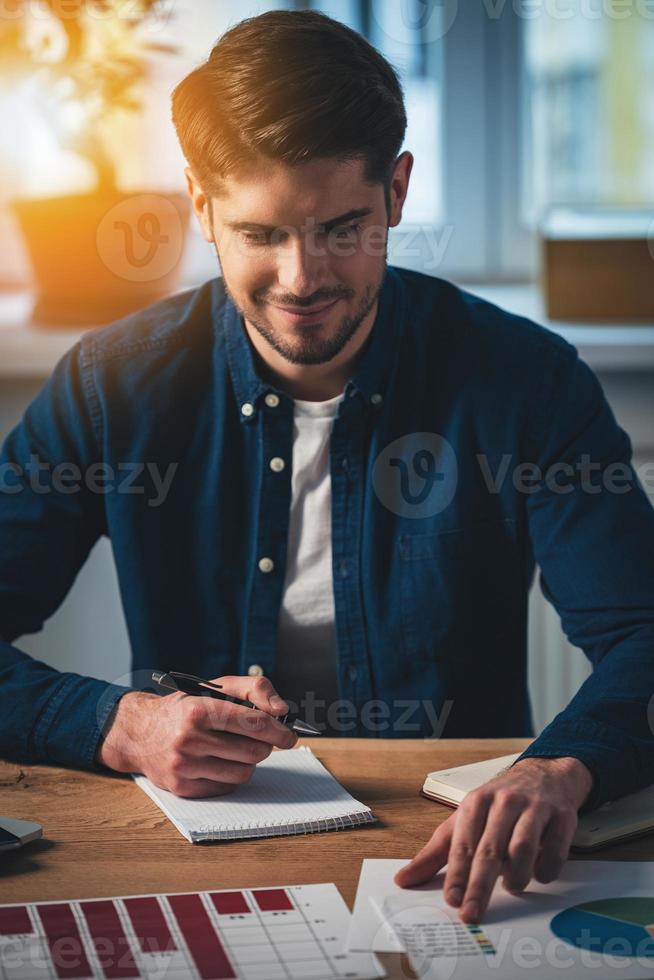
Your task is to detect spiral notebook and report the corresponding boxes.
[133,746,375,843]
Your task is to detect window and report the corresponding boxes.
[310,0,444,226]
[524,13,654,221]
[6,3,651,287]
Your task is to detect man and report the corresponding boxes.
[1,9,653,927]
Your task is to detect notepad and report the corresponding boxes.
[133,746,375,843]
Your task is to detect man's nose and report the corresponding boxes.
[274,234,330,299]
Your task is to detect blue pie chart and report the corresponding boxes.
[551,898,654,958]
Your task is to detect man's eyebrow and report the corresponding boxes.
[225,207,374,233]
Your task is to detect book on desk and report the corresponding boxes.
[422,752,654,851]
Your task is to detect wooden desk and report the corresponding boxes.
[2,738,653,979]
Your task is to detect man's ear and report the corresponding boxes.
[388,151,414,229]
[184,167,215,244]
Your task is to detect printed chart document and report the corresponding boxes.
[349,858,654,979]
[134,746,374,842]
[0,883,385,980]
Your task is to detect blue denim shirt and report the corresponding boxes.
[1,265,653,810]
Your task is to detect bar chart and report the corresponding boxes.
[0,884,384,980]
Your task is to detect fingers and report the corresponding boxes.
[533,810,577,884]
[134,685,295,799]
[394,814,455,888]
[152,772,252,799]
[211,675,289,715]
[187,730,274,767]
[441,793,497,917]
[171,780,239,798]
[220,703,298,748]
[501,806,552,895]
[183,692,298,750]
[396,761,581,925]
[454,793,526,923]
[147,746,260,798]
[173,755,257,786]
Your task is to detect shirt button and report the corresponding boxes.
[371,392,383,407]
[265,393,280,408]
[340,456,349,471]
[241,402,255,417]
[248,664,264,677]
[347,665,358,682]
[258,556,274,573]
[269,456,285,473]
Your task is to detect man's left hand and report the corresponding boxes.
[394,756,594,923]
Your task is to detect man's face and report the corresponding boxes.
[203,157,391,366]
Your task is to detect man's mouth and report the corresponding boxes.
[271,299,341,324]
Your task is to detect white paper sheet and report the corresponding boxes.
[348,858,654,980]
[347,858,414,952]
[0,883,385,980]
[133,746,374,842]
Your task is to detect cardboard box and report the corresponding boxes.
[541,208,654,322]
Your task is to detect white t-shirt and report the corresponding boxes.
[274,390,344,723]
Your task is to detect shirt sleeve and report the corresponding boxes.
[513,342,654,812]
[0,341,132,771]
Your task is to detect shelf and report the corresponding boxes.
[0,292,86,380]
[463,284,654,372]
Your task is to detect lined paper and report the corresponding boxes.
[133,746,375,843]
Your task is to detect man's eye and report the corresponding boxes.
[329,223,361,239]
[242,232,272,246]
[241,223,362,246]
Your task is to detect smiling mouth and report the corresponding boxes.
[272,299,341,322]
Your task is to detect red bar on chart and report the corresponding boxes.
[123,897,176,953]
[80,900,140,978]
[37,903,94,979]
[167,894,235,980]
[0,906,32,935]
[209,892,251,916]
[252,889,294,913]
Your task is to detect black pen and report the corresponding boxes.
[151,670,321,736]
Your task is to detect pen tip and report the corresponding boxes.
[292,720,322,736]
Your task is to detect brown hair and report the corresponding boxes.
[171,9,407,212]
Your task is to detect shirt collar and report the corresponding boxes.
[217,264,406,422]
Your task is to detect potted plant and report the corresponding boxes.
[2,0,191,326]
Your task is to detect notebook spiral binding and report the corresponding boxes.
[192,810,375,843]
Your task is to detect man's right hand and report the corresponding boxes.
[96,675,298,797]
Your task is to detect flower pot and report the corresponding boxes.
[13,190,191,326]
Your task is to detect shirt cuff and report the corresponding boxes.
[31,672,133,772]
